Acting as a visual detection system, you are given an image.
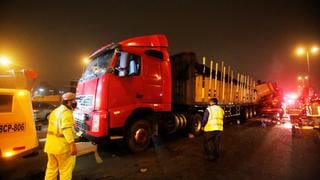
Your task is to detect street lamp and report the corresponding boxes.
[82,58,90,73]
[297,75,308,88]
[295,45,319,87]
[0,56,12,74]
[311,47,319,54]
[0,56,11,66]
[297,76,302,81]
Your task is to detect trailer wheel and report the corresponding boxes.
[127,119,151,153]
[241,108,249,121]
[252,107,257,117]
[45,113,51,121]
[189,113,203,136]
[248,108,253,119]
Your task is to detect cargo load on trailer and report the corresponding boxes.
[170,52,258,121]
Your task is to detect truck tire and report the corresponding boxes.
[241,108,249,121]
[127,119,151,153]
[252,107,257,117]
[248,108,253,119]
[43,113,50,125]
[189,113,203,136]
[45,113,50,121]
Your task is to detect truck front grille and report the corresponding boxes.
[76,95,94,108]
[75,119,90,131]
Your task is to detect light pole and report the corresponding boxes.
[296,46,319,87]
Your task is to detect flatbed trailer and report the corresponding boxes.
[171,53,258,124]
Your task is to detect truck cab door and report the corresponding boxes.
[108,52,143,128]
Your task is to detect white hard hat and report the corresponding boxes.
[62,92,76,101]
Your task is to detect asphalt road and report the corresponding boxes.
[1,118,320,180]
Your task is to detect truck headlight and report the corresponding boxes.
[92,114,100,132]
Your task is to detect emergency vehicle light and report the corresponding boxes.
[17,91,26,96]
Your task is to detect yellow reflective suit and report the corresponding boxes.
[204,105,224,132]
[44,105,76,180]
[202,105,224,160]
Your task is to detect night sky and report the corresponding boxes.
[1,0,319,92]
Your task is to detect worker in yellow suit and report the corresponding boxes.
[201,98,224,161]
[44,92,77,180]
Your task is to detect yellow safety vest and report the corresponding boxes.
[204,105,224,132]
[44,105,75,154]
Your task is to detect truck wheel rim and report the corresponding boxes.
[193,120,201,131]
[134,128,148,145]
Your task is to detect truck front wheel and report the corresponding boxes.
[127,119,151,153]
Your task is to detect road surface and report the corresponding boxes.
[1,118,319,180]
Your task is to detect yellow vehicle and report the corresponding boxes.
[0,69,38,159]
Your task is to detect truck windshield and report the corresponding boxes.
[80,50,114,81]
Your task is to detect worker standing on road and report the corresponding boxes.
[202,98,224,161]
[44,92,77,180]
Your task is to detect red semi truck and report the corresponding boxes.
[74,34,258,152]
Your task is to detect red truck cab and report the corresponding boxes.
[74,35,172,152]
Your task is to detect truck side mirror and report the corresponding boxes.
[128,60,137,75]
[118,52,128,77]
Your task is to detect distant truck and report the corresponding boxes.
[255,82,284,121]
[74,34,259,152]
[289,89,320,134]
[0,69,38,159]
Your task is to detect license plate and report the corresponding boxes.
[0,122,25,134]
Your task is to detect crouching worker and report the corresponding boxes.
[202,98,224,161]
[44,92,78,180]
